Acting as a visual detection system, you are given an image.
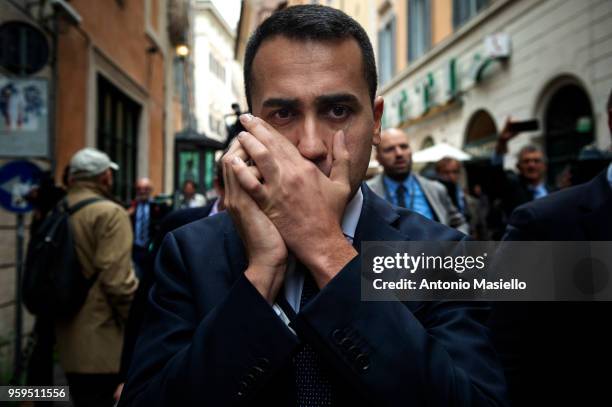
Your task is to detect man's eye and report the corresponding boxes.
[327,105,351,120]
[274,109,292,120]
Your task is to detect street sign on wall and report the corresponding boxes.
[0,160,42,213]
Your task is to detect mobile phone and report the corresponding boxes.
[507,119,539,133]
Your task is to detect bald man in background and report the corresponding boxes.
[367,128,468,234]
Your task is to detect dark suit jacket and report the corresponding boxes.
[490,169,612,406]
[486,162,552,240]
[120,185,507,406]
[503,169,611,240]
[149,200,217,254]
[119,200,217,381]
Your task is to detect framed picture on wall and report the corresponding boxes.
[0,77,49,158]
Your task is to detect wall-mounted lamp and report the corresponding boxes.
[176,44,189,57]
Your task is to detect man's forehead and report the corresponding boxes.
[521,151,543,159]
[250,36,368,106]
[253,35,362,65]
[380,130,409,145]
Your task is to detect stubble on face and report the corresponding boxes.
[377,129,412,180]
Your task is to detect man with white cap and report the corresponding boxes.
[55,147,138,407]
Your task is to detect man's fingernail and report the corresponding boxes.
[240,113,254,123]
[232,156,243,165]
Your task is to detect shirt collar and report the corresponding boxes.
[527,181,545,190]
[383,174,411,190]
[341,188,363,241]
[209,198,220,216]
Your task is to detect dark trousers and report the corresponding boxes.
[26,317,55,386]
[132,245,149,280]
[25,317,55,407]
[66,373,119,407]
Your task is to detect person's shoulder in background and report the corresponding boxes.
[504,169,611,241]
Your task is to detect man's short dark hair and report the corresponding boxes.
[243,5,377,111]
[607,88,612,111]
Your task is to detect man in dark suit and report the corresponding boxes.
[491,167,611,405]
[490,90,612,405]
[487,120,551,239]
[128,178,171,277]
[120,5,507,406]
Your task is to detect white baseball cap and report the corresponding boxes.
[69,147,119,178]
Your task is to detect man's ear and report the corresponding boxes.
[372,96,384,146]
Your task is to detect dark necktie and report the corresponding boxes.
[396,184,407,208]
[294,265,334,407]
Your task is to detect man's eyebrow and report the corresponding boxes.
[262,98,300,109]
[315,93,361,106]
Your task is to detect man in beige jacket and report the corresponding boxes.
[56,147,138,407]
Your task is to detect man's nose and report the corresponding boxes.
[296,116,328,163]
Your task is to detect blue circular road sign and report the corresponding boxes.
[0,160,43,213]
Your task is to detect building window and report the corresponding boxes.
[453,0,489,29]
[209,53,226,83]
[378,16,396,86]
[97,75,140,203]
[408,0,431,62]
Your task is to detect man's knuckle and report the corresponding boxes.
[251,148,268,162]
[286,174,303,190]
[249,182,263,194]
[268,161,280,174]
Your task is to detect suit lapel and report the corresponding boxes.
[368,174,387,199]
[354,184,408,249]
[414,175,443,222]
[223,219,249,281]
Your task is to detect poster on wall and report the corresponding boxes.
[0,77,49,158]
